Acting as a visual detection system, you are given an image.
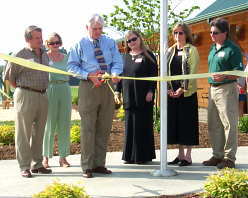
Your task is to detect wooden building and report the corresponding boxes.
[117,0,248,108]
[186,0,248,107]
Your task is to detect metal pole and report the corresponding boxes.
[152,0,177,177]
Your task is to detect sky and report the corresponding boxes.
[0,0,216,54]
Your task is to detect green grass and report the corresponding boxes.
[0,121,14,125]
[71,86,78,99]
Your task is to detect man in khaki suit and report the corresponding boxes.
[5,25,52,177]
[67,14,123,178]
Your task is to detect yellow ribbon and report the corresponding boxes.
[0,53,77,76]
[0,88,12,100]
[0,53,247,82]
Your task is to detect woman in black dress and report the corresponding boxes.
[115,30,158,164]
[167,23,200,166]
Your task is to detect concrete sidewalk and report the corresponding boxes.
[1,147,248,198]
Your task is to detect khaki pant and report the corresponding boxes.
[78,81,114,171]
[14,88,48,171]
[208,82,239,162]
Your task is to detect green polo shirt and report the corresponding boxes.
[208,40,243,85]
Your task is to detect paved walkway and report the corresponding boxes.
[1,107,237,198]
[1,147,248,198]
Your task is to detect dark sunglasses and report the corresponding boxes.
[48,41,61,45]
[210,31,221,35]
[127,37,138,43]
[174,31,184,35]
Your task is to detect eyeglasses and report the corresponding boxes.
[48,41,61,45]
[127,37,138,43]
[210,31,221,35]
[174,31,184,35]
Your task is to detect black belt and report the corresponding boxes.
[211,82,235,87]
[17,86,46,94]
[211,84,222,87]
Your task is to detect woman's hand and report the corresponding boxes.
[173,88,184,98]
[146,92,153,102]
[168,89,174,97]
[168,88,184,98]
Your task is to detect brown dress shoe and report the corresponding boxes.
[217,159,235,169]
[31,167,52,174]
[83,169,93,178]
[92,166,112,174]
[202,157,223,166]
[21,169,32,178]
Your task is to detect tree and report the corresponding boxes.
[103,0,199,37]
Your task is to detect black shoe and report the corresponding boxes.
[168,157,180,165]
[124,161,134,164]
[31,167,52,174]
[178,160,192,166]
[136,161,148,164]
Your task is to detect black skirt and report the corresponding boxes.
[167,93,199,145]
[122,103,156,162]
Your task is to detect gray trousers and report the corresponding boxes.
[14,88,48,171]
[78,81,114,171]
[208,82,239,162]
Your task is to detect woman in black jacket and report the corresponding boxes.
[115,30,158,164]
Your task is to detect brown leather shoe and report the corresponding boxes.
[31,167,52,174]
[203,157,223,166]
[92,166,112,174]
[217,159,235,169]
[21,169,32,178]
[83,169,93,178]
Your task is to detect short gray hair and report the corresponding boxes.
[87,14,104,27]
[25,25,42,40]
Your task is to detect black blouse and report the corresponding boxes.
[116,51,158,109]
[170,48,183,91]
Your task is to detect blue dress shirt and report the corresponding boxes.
[67,35,123,80]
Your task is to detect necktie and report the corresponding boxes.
[93,39,108,72]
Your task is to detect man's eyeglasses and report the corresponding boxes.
[210,31,221,35]
[174,31,184,35]
[48,41,61,46]
[127,37,138,44]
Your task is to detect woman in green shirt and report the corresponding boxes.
[42,33,71,168]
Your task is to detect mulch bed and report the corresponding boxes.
[1,120,248,198]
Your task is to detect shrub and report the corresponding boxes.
[203,168,248,198]
[33,181,90,198]
[0,125,15,145]
[71,125,80,143]
[153,106,160,133]
[116,105,125,121]
[238,115,248,133]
